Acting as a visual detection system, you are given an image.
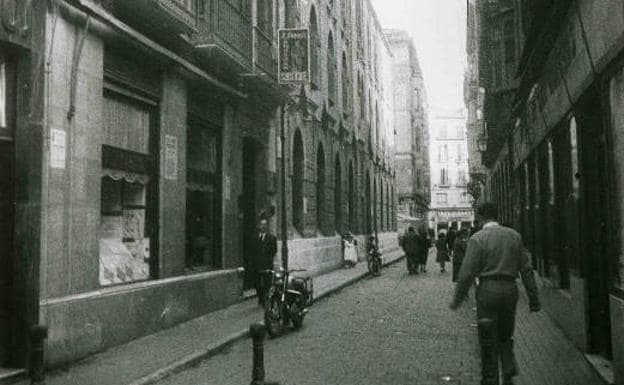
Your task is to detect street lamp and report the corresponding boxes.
[477,134,487,153]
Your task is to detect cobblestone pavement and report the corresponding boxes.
[157,250,605,385]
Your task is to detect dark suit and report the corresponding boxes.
[401,231,419,274]
[254,232,277,304]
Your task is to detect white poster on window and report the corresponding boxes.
[164,134,178,180]
[50,129,66,169]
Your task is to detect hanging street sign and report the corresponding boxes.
[278,28,310,85]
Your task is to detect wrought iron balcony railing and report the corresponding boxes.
[111,0,198,35]
[252,26,277,79]
[194,0,252,70]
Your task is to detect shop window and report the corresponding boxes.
[99,92,155,286]
[186,117,222,271]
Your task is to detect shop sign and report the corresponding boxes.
[164,134,178,180]
[278,29,310,85]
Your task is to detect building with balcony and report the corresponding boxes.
[428,111,473,236]
[0,0,399,374]
[385,29,430,232]
[470,0,624,382]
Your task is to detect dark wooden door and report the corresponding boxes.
[242,139,258,289]
[578,97,612,359]
[0,140,15,366]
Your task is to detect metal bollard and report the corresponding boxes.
[29,325,48,385]
[249,323,280,385]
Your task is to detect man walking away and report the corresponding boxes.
[452,228,469,282]
[450,203,541,385]
[401,226,419,275]
[435,232,449,273]
[255,218,278,306]
[417,226,430,273]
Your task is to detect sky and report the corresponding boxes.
[371,0,467,117]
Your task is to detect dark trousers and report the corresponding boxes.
[476,280,519,385]
[255,270,270,304]
[406,253,418,273]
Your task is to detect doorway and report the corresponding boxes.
[242,138,259,289]
[0,54,16,368]
[578,96,612,360]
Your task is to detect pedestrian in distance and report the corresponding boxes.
[452,228,469,283]
[450,202,541,385]
[417,226,430,274]
[436,232,450,273]
[401,226,420,275]
[254,218,278,307]
[447,226,457,258]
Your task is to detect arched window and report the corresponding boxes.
[386,183,390,230]
[327,32,336,103]
[309,6,320,87]
[341,52,350,114]
[292,130,304,233]
[348,162,356,232]
[365,172,371,234]
[334,155,342,233]
[316,144,326,233]
[379,181,386,231]
[358,74,365,121]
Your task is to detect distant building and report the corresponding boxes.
[385,30,430,232]
[428,111,473,235]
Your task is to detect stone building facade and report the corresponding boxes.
[0,0,398,372]
[468,0,624,382]
[428,111,474,236]
[385,29,430,232]
[277,0,398,276]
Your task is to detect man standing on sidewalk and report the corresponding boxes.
[401,226,419,274]
[450,203,541,385]
[255,218,277,306]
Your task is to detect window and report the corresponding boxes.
[358,74,365,121]
[456,143,463,161]
[327,33,336,103]
[341,52,350,113]
[436,193,448,204]
[440,168,449,186]
[334,155,342,232]
[503,15,515,75]
[316,145,326,233]
[457,169,467,186]
[438,145,448,162]
[460,192,468,203]
[0,62,6,129]
[292,130,305,233]
[186,117,222,271]
[309,7,320,87]
[257,0,273,37]
[99,92,155,286]
[284,0,298,27]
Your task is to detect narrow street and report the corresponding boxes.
[156,252,604,385]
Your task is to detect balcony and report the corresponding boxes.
[252,26,277,79]
[112,0,197,35]
[194,0,252,72]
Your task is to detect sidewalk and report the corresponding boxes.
[9,250,403,385]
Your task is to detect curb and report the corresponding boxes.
[127,329,249,385]
[128,251,405,385]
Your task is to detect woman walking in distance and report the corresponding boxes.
[436,232,450,273]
